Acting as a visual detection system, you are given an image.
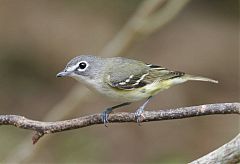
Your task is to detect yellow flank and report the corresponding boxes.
[107,74,217,102]
[149,80,172,95]
[104,79,175,102]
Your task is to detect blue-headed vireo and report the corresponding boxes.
[57,55,218,126]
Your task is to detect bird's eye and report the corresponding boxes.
[78,62,87,69]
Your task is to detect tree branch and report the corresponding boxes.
[190,133,240,164]
[1,103,239,144]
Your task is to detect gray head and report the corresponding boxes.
[57,55,105,81]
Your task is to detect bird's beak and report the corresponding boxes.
[56,70,71,77]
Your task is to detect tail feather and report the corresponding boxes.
[184,74,218,83]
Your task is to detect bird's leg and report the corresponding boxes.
[134,96,152,125]
[101,102,131,127]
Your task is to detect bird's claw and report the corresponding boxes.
[134,107,145,125]
[101,109,111,127]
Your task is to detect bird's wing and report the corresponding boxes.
[106,63,185,90]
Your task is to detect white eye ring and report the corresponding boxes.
[77,61,89,72]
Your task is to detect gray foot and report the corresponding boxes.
[134,96,152,125]
[101,108,112,127]
[101,102,131,127]
[134,106,145,125]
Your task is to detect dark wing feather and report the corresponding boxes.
[109,72,149,90]
[142,65,185,84]
[107,63,185,90]
[106,61,149,90]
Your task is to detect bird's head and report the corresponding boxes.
[56,55,104,81]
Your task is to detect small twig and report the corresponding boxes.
[0,103,239,144]
[101,0,190,57]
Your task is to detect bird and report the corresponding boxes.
[57,55,218,126]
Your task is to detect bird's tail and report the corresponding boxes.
[184,74,218,83]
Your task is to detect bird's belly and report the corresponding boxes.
[86,83,150,102]
[75,77,171,102]
[98,89,150,102]
[95,81,169,102]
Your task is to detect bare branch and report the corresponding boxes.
[101,0,190,57]
[140,0,191,35]
[1,103,239,144]
[190,133,240,164]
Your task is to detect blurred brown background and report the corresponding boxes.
[0,0,239,163]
